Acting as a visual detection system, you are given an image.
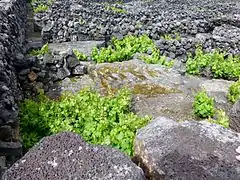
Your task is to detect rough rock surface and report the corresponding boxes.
[41,58,232,121]
[2,132,146,180]
[229,100,240,132]
[0,0,26,141]
[0,0,27,175]
[134,116,240,180]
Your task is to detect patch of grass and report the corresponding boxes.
[186,47,240,80]
[227,79,240,104]
[20,88,151,156]
[73,49,88,61]
[29,43,50,56]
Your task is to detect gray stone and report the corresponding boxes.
[72,65,87,75]
[134,117,240,180]
[3,132,146,180]
[56,66,71,80]
[229,100,240,133]
[66,55,80,68]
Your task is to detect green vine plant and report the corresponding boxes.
[193,90,229,128]
[31,0,55,13]
[161,33,181,41]
[28,43,50,56]
[73,49,88,61]
[91,34,174,67]
[105,5,127,14]
[186,46,240,80]
[20,88,151,156]
[227,78,240,104]
[193,90,215,118]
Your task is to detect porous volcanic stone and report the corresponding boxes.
[229,100,240,133]
[3,132,146,180]
[134,116,240,180]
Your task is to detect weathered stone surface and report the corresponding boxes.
[229,100,240,133]
[134,117,240,180]
[3,132,146,180]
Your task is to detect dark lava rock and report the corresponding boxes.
[3,132,145,180]
[134,116,240,180]
[72,65,87,75]
[229,100,240,133]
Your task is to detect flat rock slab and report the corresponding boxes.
[48,41,104,56]
[134,117,240,180]
[46,59,233,121]
[2,132,145,180]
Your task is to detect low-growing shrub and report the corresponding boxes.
[33,4,49,13]
[208,109,229,128]
[140,48,174,67]
[29,43,50,56]
[193,91,215,118]
[227,79,240,103]
[73,49,88,61]
[105,5,127,13]
[91,34,174,67]
[186,47,240,80]
[20,88,150,156]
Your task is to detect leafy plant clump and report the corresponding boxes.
[186,47,240,80]
[193,91,215,118]
[227,79,240,103]
[91,34,174,67]
[31,0,54,13]
[140,48,174,68]
[33,4,49,13]
[105,5,127,13]
[208,109,229,128]
[73,49,88,61]
[20,88,150,156]
[29,43,50,56]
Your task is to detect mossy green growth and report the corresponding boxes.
[29,43,50,56]
[73,49,88,61]
[133,83,178,96]
[20,88,151,156]
[193,91,215,118]
[186,47,240,80]
[227,79,240,103]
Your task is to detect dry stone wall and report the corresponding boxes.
[0,0,27,175]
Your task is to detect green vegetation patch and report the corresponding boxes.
[105,5,127,13]
[91,34,174,67]
[186,47,240,80]
[29,43,50,56]
[227,79,240,103]
[73,49,88,61]
[208,109,229,128]
[193,90,229,128]
[20,88,150,156]
[193,91,215,118]
[31,0,54,13]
